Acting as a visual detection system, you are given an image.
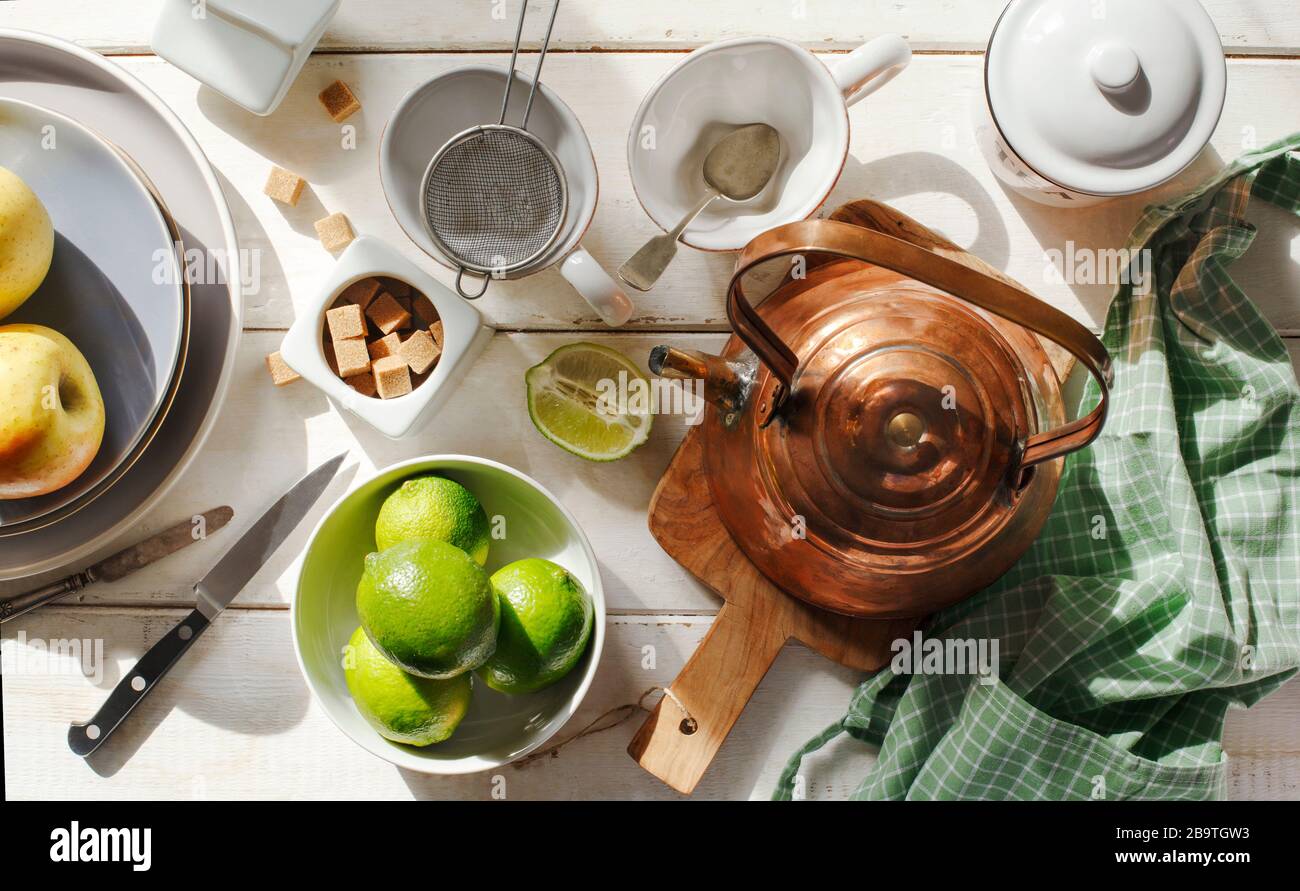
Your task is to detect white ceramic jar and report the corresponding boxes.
[973,0,1226,206]
[151,0,342,116]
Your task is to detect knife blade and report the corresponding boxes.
[67,453,347,757]
[0,507,235,624]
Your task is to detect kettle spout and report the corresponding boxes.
[649,346,752,416]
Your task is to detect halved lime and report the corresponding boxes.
[525,343,653,462]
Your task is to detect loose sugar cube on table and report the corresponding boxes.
[319,80,362,123]
[264,166,306,206]
[265,351,300,387]
[315,212,355,252]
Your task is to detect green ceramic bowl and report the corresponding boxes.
[292,456,605,774]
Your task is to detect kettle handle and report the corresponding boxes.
[727,219,1113,485]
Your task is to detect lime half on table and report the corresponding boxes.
[526,343,653,461]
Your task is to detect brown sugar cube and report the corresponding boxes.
[334,337,371,378]
[346,372,377,398]
[429,319,444,349]
[265,351,300,387]
[326,302,366,342]
[381,277,412,298]
[396,296,413,328]
[338,278,382,311]
[314,212,355,252]
[373,355,413,399]
[318,80,362,123]
[264,166,306,206]
[367,332,401,361]
[412,292,438,326]
[399,328,440,375]
[366,292,411,335]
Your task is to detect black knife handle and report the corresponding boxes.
[68,608,212,757]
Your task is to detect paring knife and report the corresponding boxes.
[68,453,347,757]
[0,507,235,624]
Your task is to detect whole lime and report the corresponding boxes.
[356,538,499,678]
[375,475,491,564]
[477,558,593,695]
[343,626,472,746]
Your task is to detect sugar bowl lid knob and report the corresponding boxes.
[1088,42,1141,92]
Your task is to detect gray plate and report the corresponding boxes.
[0,98,186,531]
[0,30,241,580]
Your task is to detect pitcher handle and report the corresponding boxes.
[726,219,1113,486]
[830,34,912,107]
[561,247,635,327]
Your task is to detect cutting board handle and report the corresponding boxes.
[628,601,790,794]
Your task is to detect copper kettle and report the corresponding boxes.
[651,214,1113,618]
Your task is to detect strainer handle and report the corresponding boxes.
[727,219,1114,486]
[455,267,492,300]
[498,0,562,130]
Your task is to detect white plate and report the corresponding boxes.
[0,30,241,581]
[0,98,186,531]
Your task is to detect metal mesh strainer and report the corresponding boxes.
[422,127,566,275]
[419,0,568,299]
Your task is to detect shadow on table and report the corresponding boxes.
[1007,143,1300,335]
[390,627,861,800]
[213,169,288,315]
[831,149,1012,272]
[995,147,1235,328]
[81,612,316,779]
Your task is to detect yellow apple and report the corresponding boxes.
[0,324,105,499]
[0,165,55,321]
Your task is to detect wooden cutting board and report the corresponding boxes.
[627,426,920,794]
[627,199,1072,795]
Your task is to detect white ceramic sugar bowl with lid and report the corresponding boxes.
[151,0,342,116]
[973,0,1226,206]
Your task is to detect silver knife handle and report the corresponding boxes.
[68,608,211,757]
[0,572,93,624]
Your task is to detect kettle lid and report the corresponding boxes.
[986,0,1226,195]
[762,270,1033,550]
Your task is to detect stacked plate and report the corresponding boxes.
[0,30,242,580]
[0,97,188,536]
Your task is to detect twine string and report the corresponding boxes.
[513,686,696,768]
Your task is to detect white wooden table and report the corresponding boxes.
[3,0,1299,801]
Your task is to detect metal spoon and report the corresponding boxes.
[619,123,781,292]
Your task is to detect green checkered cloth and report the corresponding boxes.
[776,133,1300,801]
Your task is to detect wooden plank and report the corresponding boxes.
[97,53,1300,333]
[3,607,1295,800]
[5,337,1299,614]
[2,1,1296,55]
[0,332,729,613]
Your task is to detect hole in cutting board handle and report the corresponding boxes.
[679,717,698,735]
